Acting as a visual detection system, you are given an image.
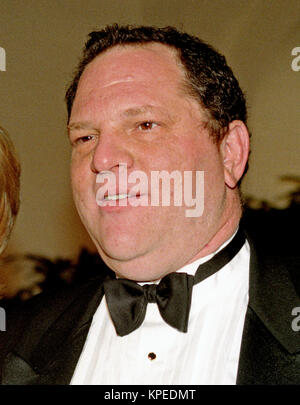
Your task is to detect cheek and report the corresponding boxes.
[71,151,90,183]
[206,148,225,180]
[203,157,227,216]
[70,164,81,195]
[70,159,91,206]
[187,141,226,200]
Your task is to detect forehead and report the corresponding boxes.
[77,43,186,92]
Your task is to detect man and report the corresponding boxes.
[0,24,299,385]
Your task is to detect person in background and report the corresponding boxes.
[0,126,20,256]
[0,126,21,301]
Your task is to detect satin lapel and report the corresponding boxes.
[237,230,300,384]
[37,279,106,385]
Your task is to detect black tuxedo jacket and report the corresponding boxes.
[0,225,299,385]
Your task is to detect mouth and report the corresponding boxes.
[103,191,143,201]
[103,193,131,201]
[96,191,148,209]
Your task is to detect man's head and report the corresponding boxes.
[66,24,247,143]
[66,25,250,281]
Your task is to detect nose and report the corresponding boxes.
[90,131,134,174]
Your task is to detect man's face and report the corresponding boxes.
[69,43,230,281]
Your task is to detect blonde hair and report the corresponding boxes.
[0,126,20,254]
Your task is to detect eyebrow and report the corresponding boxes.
[67,121,99,132]
[122,105,159,117]
[67,104,171,133]
[122,105,173,125]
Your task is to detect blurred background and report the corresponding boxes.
[0,0,299,283]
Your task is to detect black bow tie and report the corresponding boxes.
[103,228,246,336]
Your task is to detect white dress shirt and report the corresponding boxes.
[71,237,250,385]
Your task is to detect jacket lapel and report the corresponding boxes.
[36,278,106,385]
[237,230,300,384]
[2,271,109,385]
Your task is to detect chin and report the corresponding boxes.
[113,267,162,282]
[96,239,144,265]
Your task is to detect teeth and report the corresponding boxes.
[104,194,128,201]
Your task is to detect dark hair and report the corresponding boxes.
[65,24,248,143]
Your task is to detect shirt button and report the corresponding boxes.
[148,352,156,360]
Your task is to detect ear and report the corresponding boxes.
[220,120,250,189]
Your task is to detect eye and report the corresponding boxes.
[138,122,158,131]
[79,135,93,143]
[73,135,95,146]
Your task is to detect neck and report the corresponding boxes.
[187,198,242,264]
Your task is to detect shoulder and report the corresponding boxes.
[0,266,109,370]
[242,206,299,253]
[242,207,299,302]
[242,207,299,288]
[241,209,300,355]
